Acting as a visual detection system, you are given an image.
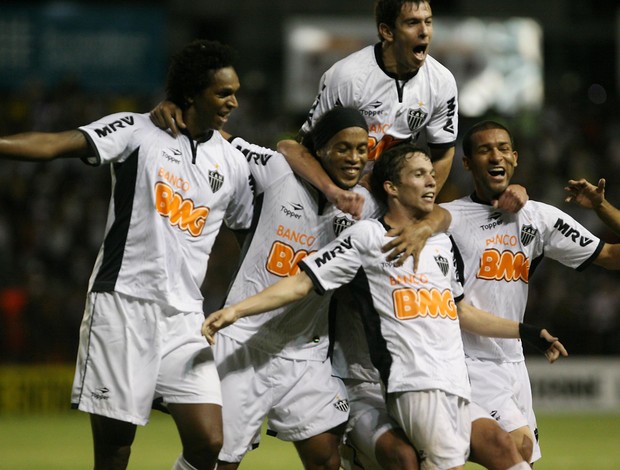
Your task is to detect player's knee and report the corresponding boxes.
[511,429,533,463]
[384,443,419,470]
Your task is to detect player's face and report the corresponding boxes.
[394,152,436,215]
[391,1,433,74]
[464,128,519,202]
[191,66,240,134]
[318,127,369,189]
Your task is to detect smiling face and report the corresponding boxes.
[187,66,240,136]
[381,1,433,75]
[390,151,436,216]
[464,128,519,203]
[317,127,369,189]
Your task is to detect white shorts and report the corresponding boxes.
[71,291,221,426]
[341,379,399,470]
[466,357,541,462]
[215,334,349,463]
[388,390,470,470]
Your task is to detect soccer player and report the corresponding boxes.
[201,144,565,470]
[565,177,620,235]
[0,40,255,470]
[299,0,457,192]
[205,107,431,470]
[442,120,620,465]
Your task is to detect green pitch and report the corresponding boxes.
[0,412,618,469]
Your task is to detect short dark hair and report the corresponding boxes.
[374,0,430,40]
[461,120,514,158]
[165,39,236,110]
[371,143,430,205]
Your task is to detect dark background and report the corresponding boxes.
[0,0,618,363]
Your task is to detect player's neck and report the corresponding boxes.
[384,207,425,231]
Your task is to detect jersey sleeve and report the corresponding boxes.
[537,202,603,270]
[228,136,293,194]
[300,64,358,135]
[224,150,255,231]
[299,222,372,294]
[79,112,146,166]
[425,68,458,147]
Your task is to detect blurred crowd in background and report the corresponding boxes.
[0,40,619,363]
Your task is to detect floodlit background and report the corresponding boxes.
[0,0,619,467]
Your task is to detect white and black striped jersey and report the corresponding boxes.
[300,219,471,400]
[300,44,458,167]
[219,136,383,361]
[442,196,604,362]
[79,113,254,312]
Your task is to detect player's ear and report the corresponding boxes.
[462,157,471,171]
[378,23,394,43]
[384,180,397,198]
[513,150,518,168]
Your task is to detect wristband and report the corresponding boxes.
[519,323,550,353]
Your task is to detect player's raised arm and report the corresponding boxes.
[0,130,90,161]
[149,100,186,136]
[277,138,365,219]
[565,178,620,236]
[202,272,314,345]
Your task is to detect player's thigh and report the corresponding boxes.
[466,358,529,432]
[213,335,273,463]
[267,357,349,442]
[388,390,470,470]
[344,380,408,470]
[72,292,160,425]
[157,310,222,407]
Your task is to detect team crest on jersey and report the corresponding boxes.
[333,215,355,236]
[333,397,350,413]
[434,254,450,276]
[520,224,538,246]
[208,168,224,193]
[407,108,428,132]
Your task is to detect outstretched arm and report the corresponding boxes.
[201,272,314,345]
[457,300,568,363]
[565,178,620,236]
[277,139,365,219]
[0,130,89,161]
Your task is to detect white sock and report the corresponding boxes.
[506,462,530,470]
[172,454,198,470]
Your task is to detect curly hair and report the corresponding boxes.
[165,39,236,110]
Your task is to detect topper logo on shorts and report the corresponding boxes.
[154,182,209,237]
[477,249,529,283]
[94,116,135,138]
[553,218,594,247]
[392,287,457,320]
[92,387,110,401]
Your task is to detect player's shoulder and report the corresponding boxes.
[423,55,457,84]
[328,45,377,78]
